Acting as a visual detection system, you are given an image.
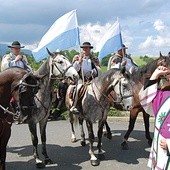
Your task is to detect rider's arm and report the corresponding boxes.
[1,54,11,71]
[91,62,98,77]
[73,61,81,72]
[107,56,113,71]
[144,78,158,90]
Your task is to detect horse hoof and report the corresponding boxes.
[44,158,53,165]
[36,162,45,168]
[98,154,105,160]
[80,141,86,146]
[121,141,129,150]
[148,139,152,147]
[90,159,100,166]
[71,138,76,143]
[107,133,112,140]
[103,131,112,139]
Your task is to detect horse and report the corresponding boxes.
[27,49,79,168]
[0,67,39,170]
[66,67,134,166]
[111,53,170,150]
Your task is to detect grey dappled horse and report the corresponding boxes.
[27,49,79,168]
[66,67,134,166]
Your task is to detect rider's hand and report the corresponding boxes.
[79,51,85,64]
[121,60,127,67]
[160,138,168,150]
[91,70,96,77]
[15,55,22,62]
[150,66,170,80]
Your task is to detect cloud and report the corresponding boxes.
[79,23,112,50]
[139,18,170,47]
[154,19,165,31]
[0,0,170,56]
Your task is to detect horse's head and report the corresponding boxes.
[157,52,170,68]
[47,48,79,81]
[110,68,134,111]
[11,73,39,123]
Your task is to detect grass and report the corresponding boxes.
[101,66,107,72]
[132,56,147,67]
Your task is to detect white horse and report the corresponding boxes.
[27,49,79,168]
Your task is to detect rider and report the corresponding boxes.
[1,41,32,124]
[1,41,32,72]
[70,42,98,113]
[107,44,138,73]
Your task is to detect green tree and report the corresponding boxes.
[101,54,112,66]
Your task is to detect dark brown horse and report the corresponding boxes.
[115,53,170,149]
[0,67,39,170]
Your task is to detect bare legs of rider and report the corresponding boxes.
[70,80,82,114]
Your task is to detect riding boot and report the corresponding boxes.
[70,89,79,114]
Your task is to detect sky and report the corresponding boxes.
[0,0,170,57]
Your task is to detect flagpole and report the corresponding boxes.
[79,47,85,85]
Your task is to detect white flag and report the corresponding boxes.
[97,20,123,61]
[32,9,80,62]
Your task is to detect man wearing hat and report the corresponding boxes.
[70,42,99,113]
[107,44,138,73]
[1,41,32,72]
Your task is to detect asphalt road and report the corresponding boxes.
[6,117,153,170]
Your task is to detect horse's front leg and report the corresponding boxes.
[121,108,138,150]
[39,118,53,165]
[69,112,76,143]
[97,120,105,160]
[104,121,112,139]
[143,111,152,146]
[28,123,45,168]
[0,122,12,170]
[79,117,86,146]
[86,121,99,166]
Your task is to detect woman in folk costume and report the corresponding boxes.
[139,66,170,170]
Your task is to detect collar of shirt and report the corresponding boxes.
[83,55,90,60]
[115,53,123,58]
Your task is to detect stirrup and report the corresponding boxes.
[70,107,79,114]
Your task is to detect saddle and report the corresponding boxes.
[69,82,90,100]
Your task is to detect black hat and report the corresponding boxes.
[80,42,93,49]
[8,41,24,48]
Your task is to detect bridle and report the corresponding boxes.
[92,75,133,106]
[35,54,75,118]
[0,72,39,120]
[111,77,133,104]
[51,56,73,79]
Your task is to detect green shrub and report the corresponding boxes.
[108,107,127,117]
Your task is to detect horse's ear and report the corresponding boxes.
[160,51,163,59]
[46,48,54,57]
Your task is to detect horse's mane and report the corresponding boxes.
[34,59,49,75]
[93,68,120,84]
[0,67,27,76]
[131,58,159,82]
